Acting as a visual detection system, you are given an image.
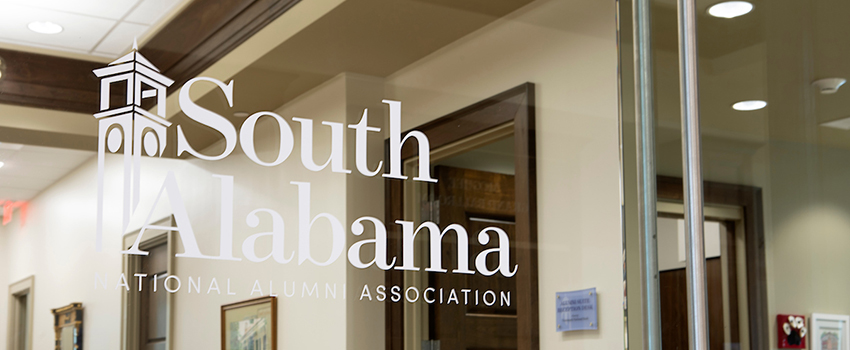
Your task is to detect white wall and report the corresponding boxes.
[0,152,147,350]
[656,218,721,272]
[384,0,623,348]
[762,142,850,348]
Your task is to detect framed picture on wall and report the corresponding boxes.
[221,296,277,350]
[51,302,83,350]
[811,313,850,350]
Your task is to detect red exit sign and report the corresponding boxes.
[0,200,27,226]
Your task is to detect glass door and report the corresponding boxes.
[622,0,850,349]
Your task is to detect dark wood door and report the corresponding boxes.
[659,258,724,350]
[431,166,518,350]
[659,220,740,350]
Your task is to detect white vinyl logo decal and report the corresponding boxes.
[91,43,515,306]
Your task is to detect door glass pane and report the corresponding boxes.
[694,1,850,349]
[0,1,626,349]
[622,0,850,349]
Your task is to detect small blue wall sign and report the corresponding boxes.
[556,287,598,332]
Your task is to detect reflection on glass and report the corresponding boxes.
[622,0,850,349]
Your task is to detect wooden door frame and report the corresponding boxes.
[656,175,768,350]
[655,213,741,349]
[385,82,539,350]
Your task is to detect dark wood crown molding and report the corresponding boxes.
[0,48,103,113]
[0,0,300,115]
[139,0,300,109]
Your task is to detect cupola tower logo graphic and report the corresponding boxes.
[93,41,174,252]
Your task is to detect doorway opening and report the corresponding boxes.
[122,219,174,350]
[656,176,768,350]
[385,83,539,350]
[7,276,34,350]
[656,205,746,350]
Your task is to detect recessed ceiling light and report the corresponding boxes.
[0,161,5,169]
[708,1,754,19]
[28,21,63,34]
[732,100,767,111]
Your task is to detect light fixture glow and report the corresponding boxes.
[0,161,5,169]
[708,1,754,19]
[732,100,767,111]
[28,21,63,34]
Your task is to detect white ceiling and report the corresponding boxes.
[0,0,186,58]
[0,142,94,201]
